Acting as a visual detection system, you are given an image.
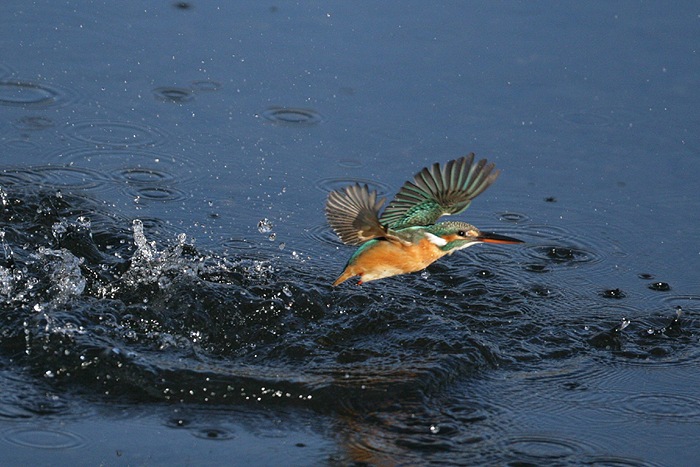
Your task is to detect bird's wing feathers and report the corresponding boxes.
[379,153,500,228]
[325,184,390,246]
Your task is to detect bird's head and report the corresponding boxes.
[425,221,523,253]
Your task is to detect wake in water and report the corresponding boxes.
[0,183,694,418]
[0,185,505,410]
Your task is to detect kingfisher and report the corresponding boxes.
[325,153,523,286]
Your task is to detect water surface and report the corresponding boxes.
[1,2,699,465]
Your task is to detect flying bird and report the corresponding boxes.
[325,153,523,286]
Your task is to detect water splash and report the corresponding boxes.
[257,218,273,234]
[35,247,86,303]
[123,219,195,288]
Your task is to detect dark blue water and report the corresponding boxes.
[1,2,699,465]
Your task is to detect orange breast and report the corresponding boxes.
[333,238,446,285]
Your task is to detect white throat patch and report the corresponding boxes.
[424,232,447,247]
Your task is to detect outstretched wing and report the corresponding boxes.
[379,153,500,228]
[325,184,389,246]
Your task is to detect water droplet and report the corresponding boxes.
[602,288,625,299]
[420,271,430,279]
[546,247,575,260]
[257,218,273,234]
[429,424,440,434]
[52,222,68,238]
[76,216,91,230]
[648,282,670,292]
[268,233,277,242]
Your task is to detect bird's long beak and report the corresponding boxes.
[477,232,524,245]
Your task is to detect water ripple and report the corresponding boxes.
[581,455,663,467]
[315,176,392,195]
[13,115,56,131]
[191,427,236,441]
[516,223,606,271]
[0,80,70,108]
[261,107,323,125]
[2,427,85,450]
[504,434,590,461]
[131,186,186,202]
[619,393,700,422]
[303,222,342,247]
[153,86,194,103]
[65,120,167,148]
[0,165,109,191]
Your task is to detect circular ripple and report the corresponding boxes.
[498,212,530,223]
[337,159,363,168]
[619,393,700,421]
[4,139,40,151]
[529,246,598,264]
[116,167,175,185]
[222,238,255,250]
[191,427,235,441]
[153,86,194,103]
[304,222,342,247]
[518,224,604,269]
[315,177,391,195]
[660,294,700,310]
[66,121,166,148]
[21,165,108,191]
[261,107,323,125]
[506,435,589,460]
[582,455,663,467]
[52,148,192,185]
[2,427,85,450]
[0,80,66,108]
[131,186,186,201]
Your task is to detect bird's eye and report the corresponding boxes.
[457,230,466,237]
